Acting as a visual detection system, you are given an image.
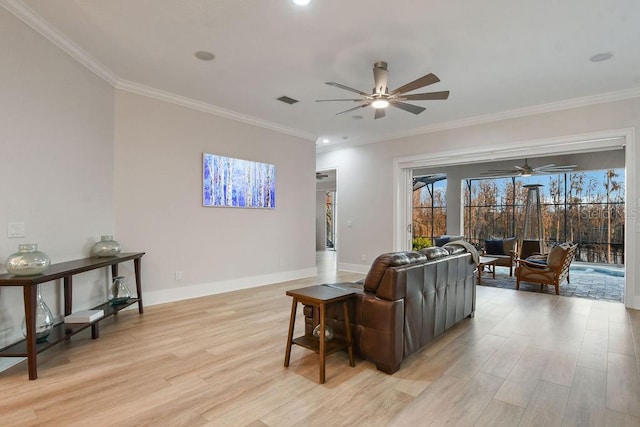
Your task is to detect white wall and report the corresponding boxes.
[0,8,115,349]
[114,91,316,305]
[317,98,640,306]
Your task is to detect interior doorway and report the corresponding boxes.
[316,169,337,276]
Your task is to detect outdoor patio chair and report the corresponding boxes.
[515,242,578,295]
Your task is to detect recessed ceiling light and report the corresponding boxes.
[590,52,614,62]
[342,136,348,140]
[352,115,364,120]
[293,0,311,5]
[195,51,215,61]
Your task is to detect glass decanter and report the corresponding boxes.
[109,276,132,305]
[21,285,54,343]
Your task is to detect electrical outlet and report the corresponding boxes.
[361,254,366,262]
[8,222,26,238]
[174,271,183,281]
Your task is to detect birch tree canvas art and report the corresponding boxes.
[203,153,276,208]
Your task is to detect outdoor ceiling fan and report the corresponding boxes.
[316,61,449,119]
[482,159,577,177]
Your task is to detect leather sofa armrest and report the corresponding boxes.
[359,295,404,374]
[375,268,406,301]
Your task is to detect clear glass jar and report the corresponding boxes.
[21,285,54,343]
[92,235,121,257]
[312,324,334,341]
[5,243,50,276]
[109,276,131,305]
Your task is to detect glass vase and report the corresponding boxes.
[5,243,50,276]
[109,276,132,305]
[21,285,54,343]
[312,324,334,341]
[92,235,121,257]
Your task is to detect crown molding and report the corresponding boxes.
[1,0,315,141]
[1,0,118,85]
[317,86,640,153]
[116,80,316,141]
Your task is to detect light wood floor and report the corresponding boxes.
[2,257,639,426]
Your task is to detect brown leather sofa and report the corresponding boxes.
[304,245,476,374]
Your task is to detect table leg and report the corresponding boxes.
[491,263,496,279]
[319,303,326,384]
[134,258,144,314]
[23,286,38,380]
[477,265,482,285]
[91,323,99,339]
[342,301,354,367]
[284,297,297,367]
[63,276,73,316]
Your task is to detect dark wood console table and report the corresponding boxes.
[0,252,145,380]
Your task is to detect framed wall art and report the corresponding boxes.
[203,153,276,208]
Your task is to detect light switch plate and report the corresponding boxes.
[8,222,26,238]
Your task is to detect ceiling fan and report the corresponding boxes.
[316,61,449,119]
[482,159,577,177]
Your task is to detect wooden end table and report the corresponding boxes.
[284,285,355,384]
[478,256,498,284]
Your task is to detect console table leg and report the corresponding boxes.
[134,258,144,314]
[23,286,38,380]
[91,323,99,339]
[63,276,72,316]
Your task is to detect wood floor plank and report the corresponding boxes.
[562,365,607,426]
[518,380,570,427]
[493,347,552,407]
[475,399,525,426]
[606,352,640,417]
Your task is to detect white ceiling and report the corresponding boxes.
[8,0,640,150]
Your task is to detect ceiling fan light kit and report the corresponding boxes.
[316,61,449,119]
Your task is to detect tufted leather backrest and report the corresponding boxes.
[364,252,426,293]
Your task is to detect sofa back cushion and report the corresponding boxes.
[364,252,426,294]
[484,239,504,255]
[485,237,516,256]
[419,247,450,260]
[546,243,568,268]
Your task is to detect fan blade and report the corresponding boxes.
[532,164,557,170]
[336,104,369,115]
[325,82,369,96]
[400,91,450,101]
[483,170,518,174]
[486,169,518,173]
[374,108,386,119]
[390,101,426,115]
[539,165,577,171]
[316,98,367,102]
[373,61,389,94]
[390,73,440,96]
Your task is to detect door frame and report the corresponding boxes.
[392,128,636,307]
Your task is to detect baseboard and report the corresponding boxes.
[143,267,318,307]
[0,357,25,374]
[625,294,640,310]
[338,262,370,274]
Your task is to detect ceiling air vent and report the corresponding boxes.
[277,96,299,105]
